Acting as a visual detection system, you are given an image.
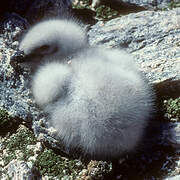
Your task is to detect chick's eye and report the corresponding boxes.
[35,45,58,55]
[39,45,50,51]
[35,45,50,55]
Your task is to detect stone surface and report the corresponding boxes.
[1,160,39,180]
[0,19,61,152]
[0,0,72,24]
[88,9,180,85]
[165,175,180,180]
[91,0,172,9]
[0,125,111,179]
[26,0,73,23]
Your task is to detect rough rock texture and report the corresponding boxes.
[165,175,180,180]
[91,0,171,9]
[0,125,111,179]
[0,0,72,24]
[0,22,36,120]
[0,6,180,180]
[0,19,63,153]
[26,0,73,23]
[88,9,180,85]
[1,160,39,180]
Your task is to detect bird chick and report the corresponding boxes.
[12,19,155,161]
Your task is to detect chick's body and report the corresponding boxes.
[32,48,154,160]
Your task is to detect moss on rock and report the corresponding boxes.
[35,148,85,179]
[0,108,11,127]
[72,0,119,21]
[95,5,118,20]
[0,119,112,179]
[1,125,37,165]
[168,1,180,9]
[163,97,180,122]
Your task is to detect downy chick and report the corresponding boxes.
[11,19,155,160]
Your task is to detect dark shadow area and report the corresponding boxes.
[0,115,23,137]
[154,79,180,121]
[98,0,146,13]
[71,8,97,24]
[103,119,176,180]
[154,79,180,100]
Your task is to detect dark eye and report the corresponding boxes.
[34,45,50,54]
[34,45,58,55]
[39,45,50,51]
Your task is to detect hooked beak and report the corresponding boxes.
[10,50,25,68]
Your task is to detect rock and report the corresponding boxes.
[0,22,39,121]
[88,8,180,95]
[0,0,72,24]
[26,0,73,24]
[1,160,40,179]
[0,125,109,179]
[168,123,180,149]
[165,175,180,180]
[91,0,171,9]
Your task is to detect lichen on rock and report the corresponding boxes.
[164,97,180,122]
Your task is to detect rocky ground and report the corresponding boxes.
[0,0,180,179]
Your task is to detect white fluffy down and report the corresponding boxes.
[32,62,71,106]
[19,19,155,160]
[32,48,155,160]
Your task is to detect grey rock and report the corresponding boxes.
[2,160,40,180]
[168,122,180,147]
[91,0,171,9]
[0,21,37,120]
[26,0,73,23]
[0,19,62,151]
[88,8,180,85]
[165,175,180,180]
[1,0,72,23]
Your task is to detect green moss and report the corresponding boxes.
[1,126,85,179]
[168,1,180,9]
[162,0,180,10]
[72,0,119,21]
[163,97,180,121]
[35,149,85,179]
[2,126,37,165]
[95,5,118,20]
[0,108,11,127]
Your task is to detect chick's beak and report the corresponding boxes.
[10,50,25,68]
